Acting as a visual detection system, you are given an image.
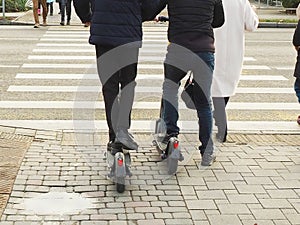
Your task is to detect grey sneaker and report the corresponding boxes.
[201,153,216,166]
[115,129,138,150]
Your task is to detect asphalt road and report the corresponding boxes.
[0,25,299,132]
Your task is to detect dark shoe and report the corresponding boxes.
[60,22,64,26]
[160,133,178,150]
[66,21,70,25]
[115,129,138,150]
[297,115,300,125]
[50,13,53,16]
[201,153,216,166]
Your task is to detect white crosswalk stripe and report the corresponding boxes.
[7,86,295,94]
[3,26,299,132]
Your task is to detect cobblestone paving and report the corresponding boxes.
[0,128,299,225]
[0,127,33,218]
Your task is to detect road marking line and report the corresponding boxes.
[15,73,288,81]
[33,49,94,53]
[27,55,167,62]
[0,101,298,110]
[0,65,20,68]
[8,85,295,94]
[275,67,294,70]
[240,75,287,80]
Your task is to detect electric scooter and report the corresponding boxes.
[106,143,132,193]
[152,102,184,175]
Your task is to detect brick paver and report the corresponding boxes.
[0,126,299,224]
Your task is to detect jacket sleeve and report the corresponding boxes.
[212,0,225,28]
[141,0,167,21]
[244,1,259,32]
[293,21,300,47]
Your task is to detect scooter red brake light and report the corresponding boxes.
[118,158,123,166]
[173,140,179,149]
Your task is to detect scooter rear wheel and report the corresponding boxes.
[116,177,125,193]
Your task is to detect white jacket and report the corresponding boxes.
[211,0,259,97]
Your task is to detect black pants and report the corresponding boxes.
[73,0,93,23]
[47,2,53,15]
[96,45,139,142]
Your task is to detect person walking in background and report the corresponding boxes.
[60,0,72,25]
[211,0,258,142]
[47,0,54,16]
[292,3,300,125]
[73,0,93,27]
[86,0,164,150]
[56,0,61,14]
[32,0,48,28]
[155,0,224,166]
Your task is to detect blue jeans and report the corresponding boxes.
[295,78,300,103]
[162,47,214,154]
[60,0,72,22]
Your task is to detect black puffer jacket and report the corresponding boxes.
[157,0,224,52]
[293,20,300,78]
[89,0,164,47]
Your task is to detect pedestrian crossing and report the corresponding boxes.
[1,25,299,132]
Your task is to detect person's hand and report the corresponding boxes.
[251,4,257,12]
[295,46,300,51]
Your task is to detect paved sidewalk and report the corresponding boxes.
[0,125,299,225]
[0,2,299,224]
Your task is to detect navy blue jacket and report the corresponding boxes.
[89,0,164,47]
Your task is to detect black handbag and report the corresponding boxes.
[181,71,196,109]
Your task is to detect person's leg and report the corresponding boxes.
[47,3,49,14]
[294,77,300,125]
[32,0,40,27]
[96,45,119,142]
[162,63,187,137]
[118,65,138,130]
[73,0,92,25]
[212,96,229,142]
[295,77,300,103]
[115,48,139,150]
[192,52,214,164]
[40,0,48,25]
[57,0,61,14]
[60,0,66,25]
[49,2,53,15]
[66,0,72,24]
